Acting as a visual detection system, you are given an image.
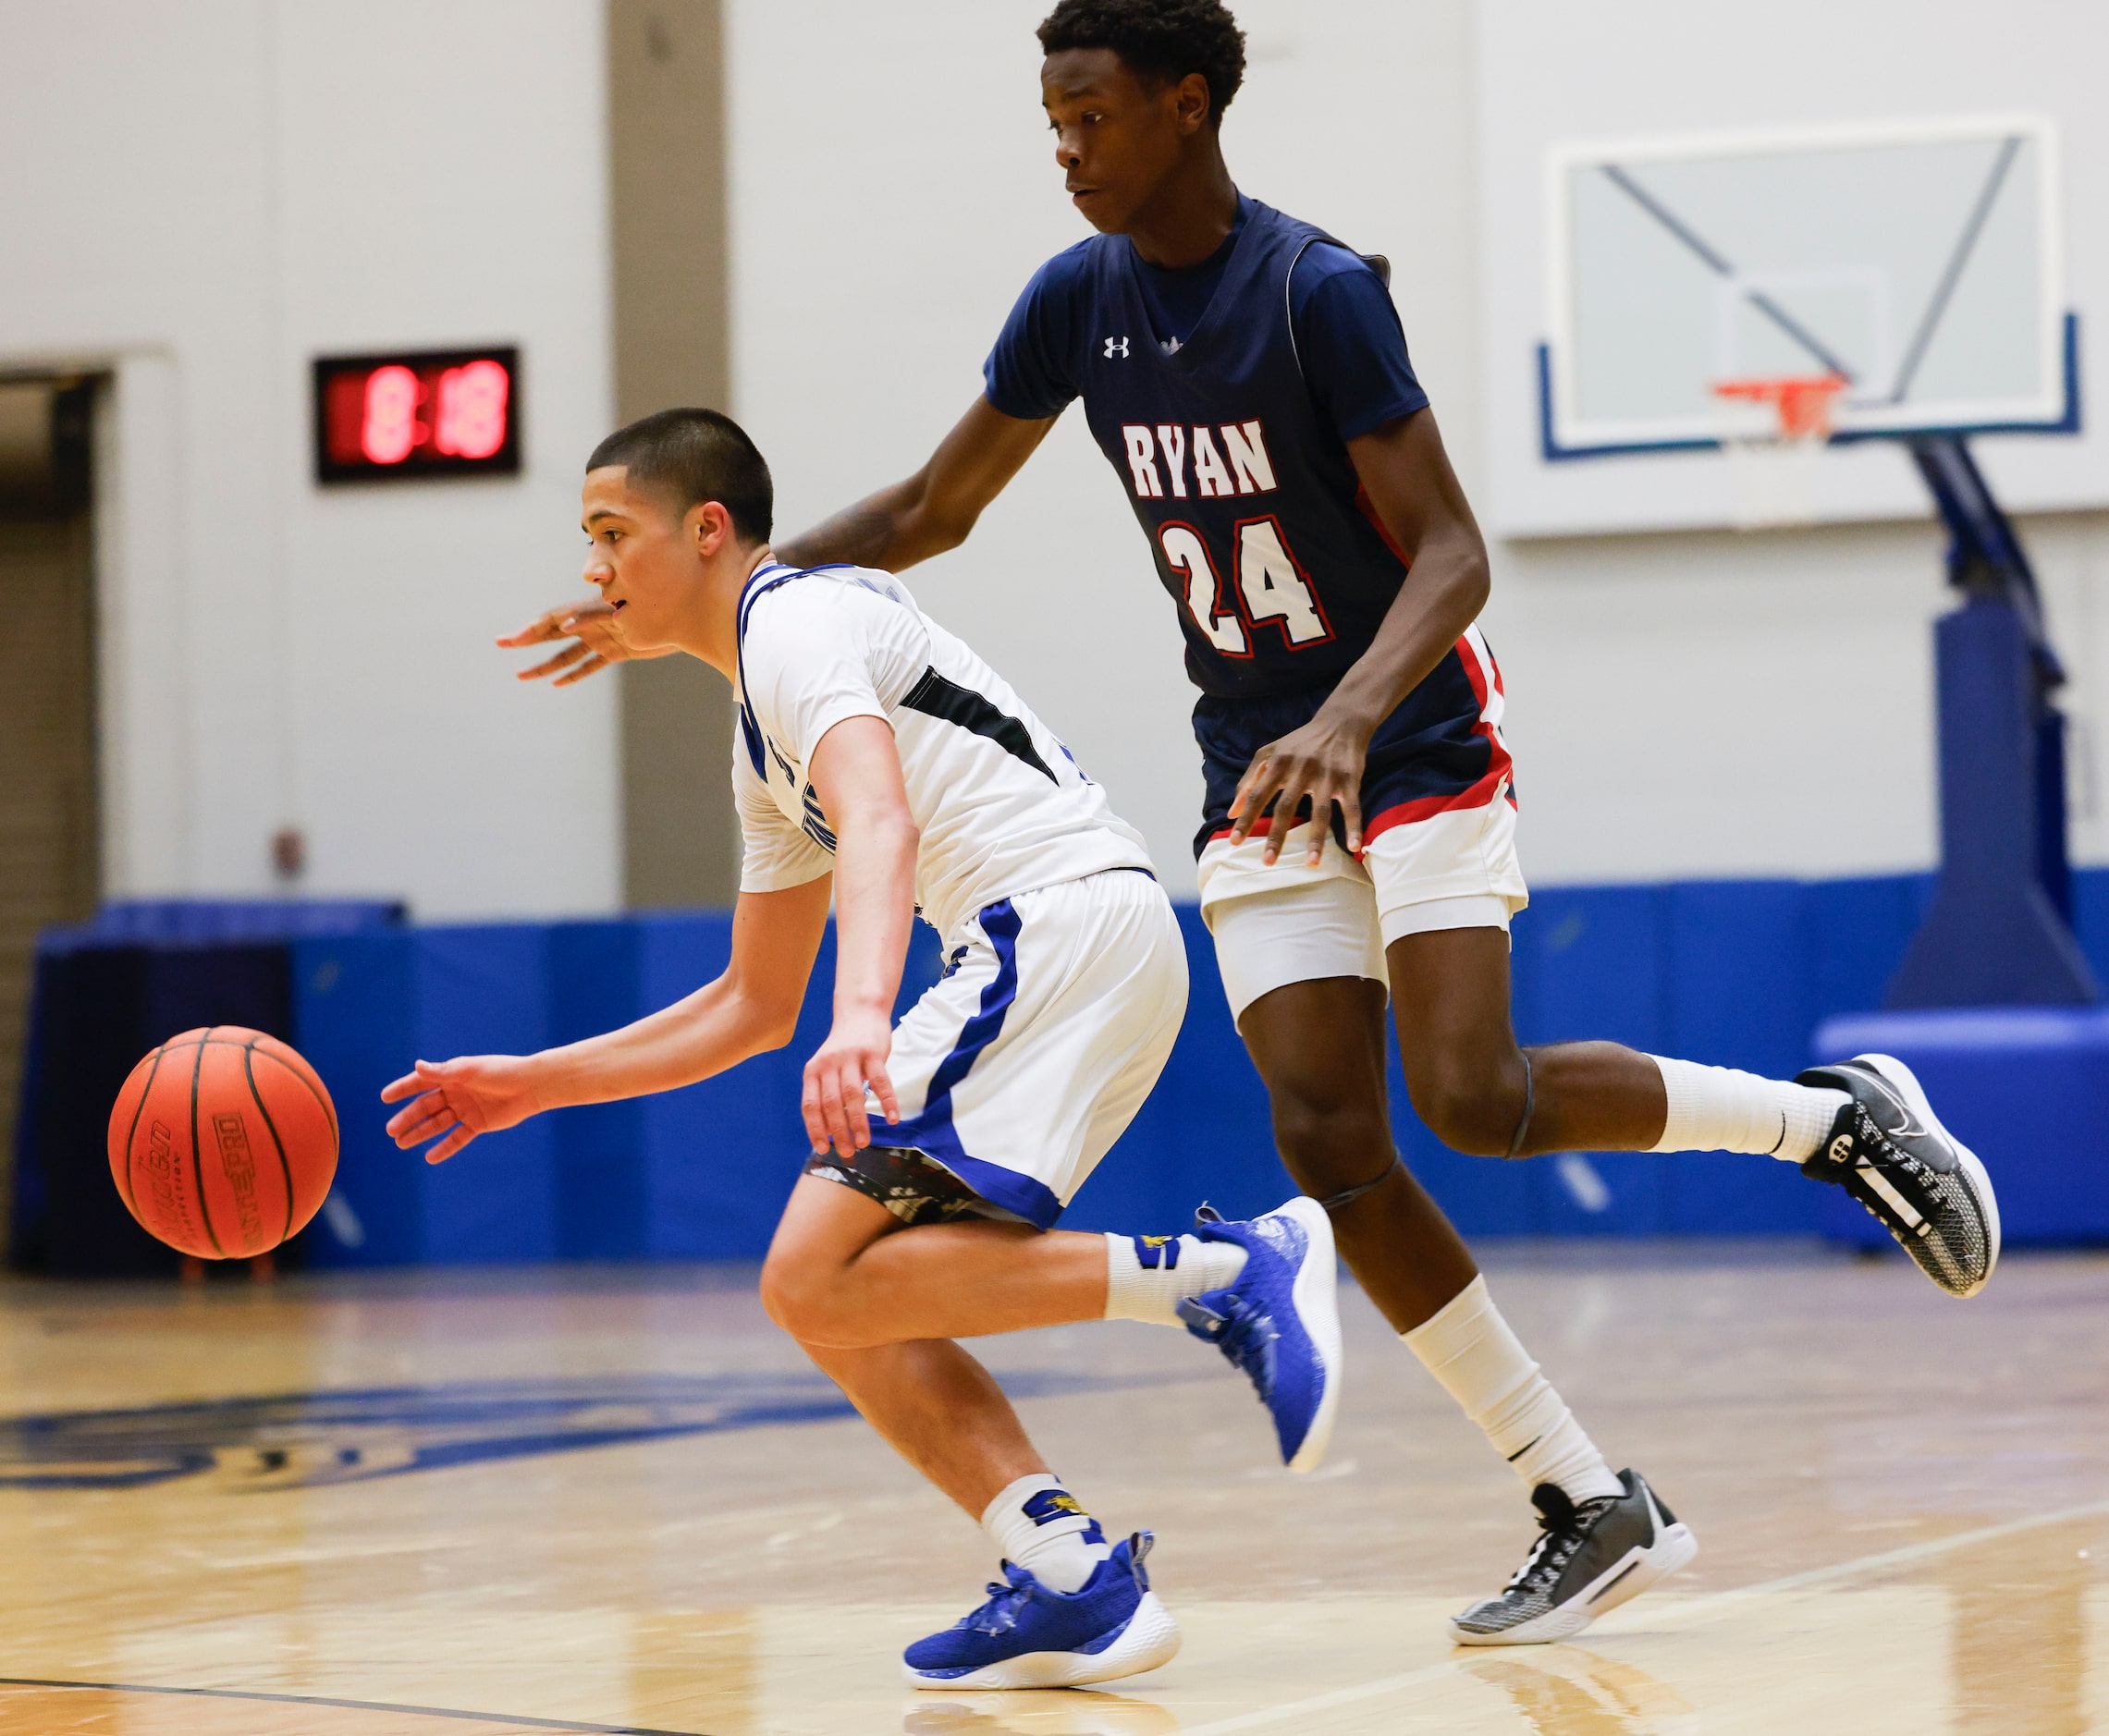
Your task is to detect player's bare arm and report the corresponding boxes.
[1227,408,1490,865]
[380,874,830,1163]
[776,397,1055,571]
[798,715,918,1157]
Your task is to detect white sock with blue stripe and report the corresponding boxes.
[982,1473,1110,1595]
[1102,1233,1248,1327]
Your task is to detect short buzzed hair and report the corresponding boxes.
[587,408,773,544]
[1037,0,1247,126]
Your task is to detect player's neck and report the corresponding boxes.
[681,543,775,681]
[1122,144,1239,270]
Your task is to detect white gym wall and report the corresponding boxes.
[0,1,619,918]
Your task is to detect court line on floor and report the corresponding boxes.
[1172,1496,2109,1735]
[0,1678,702,1736]
[1633,1495,2109,1626]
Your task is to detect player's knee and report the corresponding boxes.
[1405,1057,1523,1156]
[1268,1085,1393,1193]
[758,1250,848,1345]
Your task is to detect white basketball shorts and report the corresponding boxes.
[1197,789,1529,1025]
[866,868,1188,1228]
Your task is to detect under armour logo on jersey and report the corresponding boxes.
[1104,336,1130,359]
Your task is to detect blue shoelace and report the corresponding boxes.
[956,1572,1034,1637]
[1180,1290,1280,1392]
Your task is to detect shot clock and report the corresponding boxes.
[313,347,521,483]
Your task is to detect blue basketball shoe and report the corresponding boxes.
[901,1532,1181,1691]
[1176,1196,1343,1473]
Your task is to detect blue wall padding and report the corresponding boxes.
[296,925,559,1265]
[546,919,651,1260]
[416,926,559,1263]
[635,914,800,1259]
[279,868,2109,1265]
[1813,1007,2109,1246]
[294,934,422,1265]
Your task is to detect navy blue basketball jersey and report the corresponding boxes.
[1017,200,1422,703]
[985,197,1514,857]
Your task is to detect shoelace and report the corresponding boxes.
[1185,1290,1279,1391]
[1854,1112,1936,1192]
[958,1575,1033,1637]
[1506,1498,1617,1595]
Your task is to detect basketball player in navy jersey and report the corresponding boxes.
[510,0,1998,1644]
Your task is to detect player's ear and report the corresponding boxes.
[1173,71,1212,134]
[687,500,729,556]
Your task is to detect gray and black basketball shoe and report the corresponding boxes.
[1451,1470,1697,1646]
[1794,1052,2000,1299]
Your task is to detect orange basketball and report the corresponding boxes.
[106,1026,338,1259]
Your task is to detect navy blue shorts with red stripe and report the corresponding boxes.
[1190,634,1514,859]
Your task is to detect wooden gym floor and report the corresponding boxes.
[2,1241,2105,1734]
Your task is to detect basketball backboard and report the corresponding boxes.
[1539,116,2074,459]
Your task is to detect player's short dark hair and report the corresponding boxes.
[587,408,773,544]
[1036,0,1246,126]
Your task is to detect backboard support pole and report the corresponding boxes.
[1885,435,2099,1008]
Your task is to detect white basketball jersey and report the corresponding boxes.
[731,562,1155,942]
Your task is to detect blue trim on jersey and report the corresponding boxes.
[734,560,856,776]
[884,899,1063,1229]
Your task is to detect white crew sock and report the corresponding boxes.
[1103,1232,1248,1327]
[1647,1055,1851,1164]
[1404,1276,1623,1505]
[980,1473,1110,1595]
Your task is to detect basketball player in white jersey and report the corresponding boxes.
[380,408,1343,1691]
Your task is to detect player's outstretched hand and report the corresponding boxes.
[802,1014,901,1158]
[1227,713,1369,868]
[381,1056,544,1164]
[497,599,676,686]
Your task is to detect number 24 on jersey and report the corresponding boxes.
[1159,517,1332,657]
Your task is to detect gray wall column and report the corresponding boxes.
[607,0,739,907]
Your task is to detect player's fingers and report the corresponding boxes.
[379,1070,423,1104]
[550,654,610,688]
[1261,770,1313,864]
[517,643,591,682]
[843,1073,873,1151]
[382,1088,442,1138]
[1301,778,1348,866]
[868,1062,900,1126]
[495,610,568,648]
[1230,760,1283,846]
[425,1125,477,1164]
[816,1060,858,1155]
[391,1102,457,1149]
[800,1069,828,1153]
[1341,785,1366,858]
